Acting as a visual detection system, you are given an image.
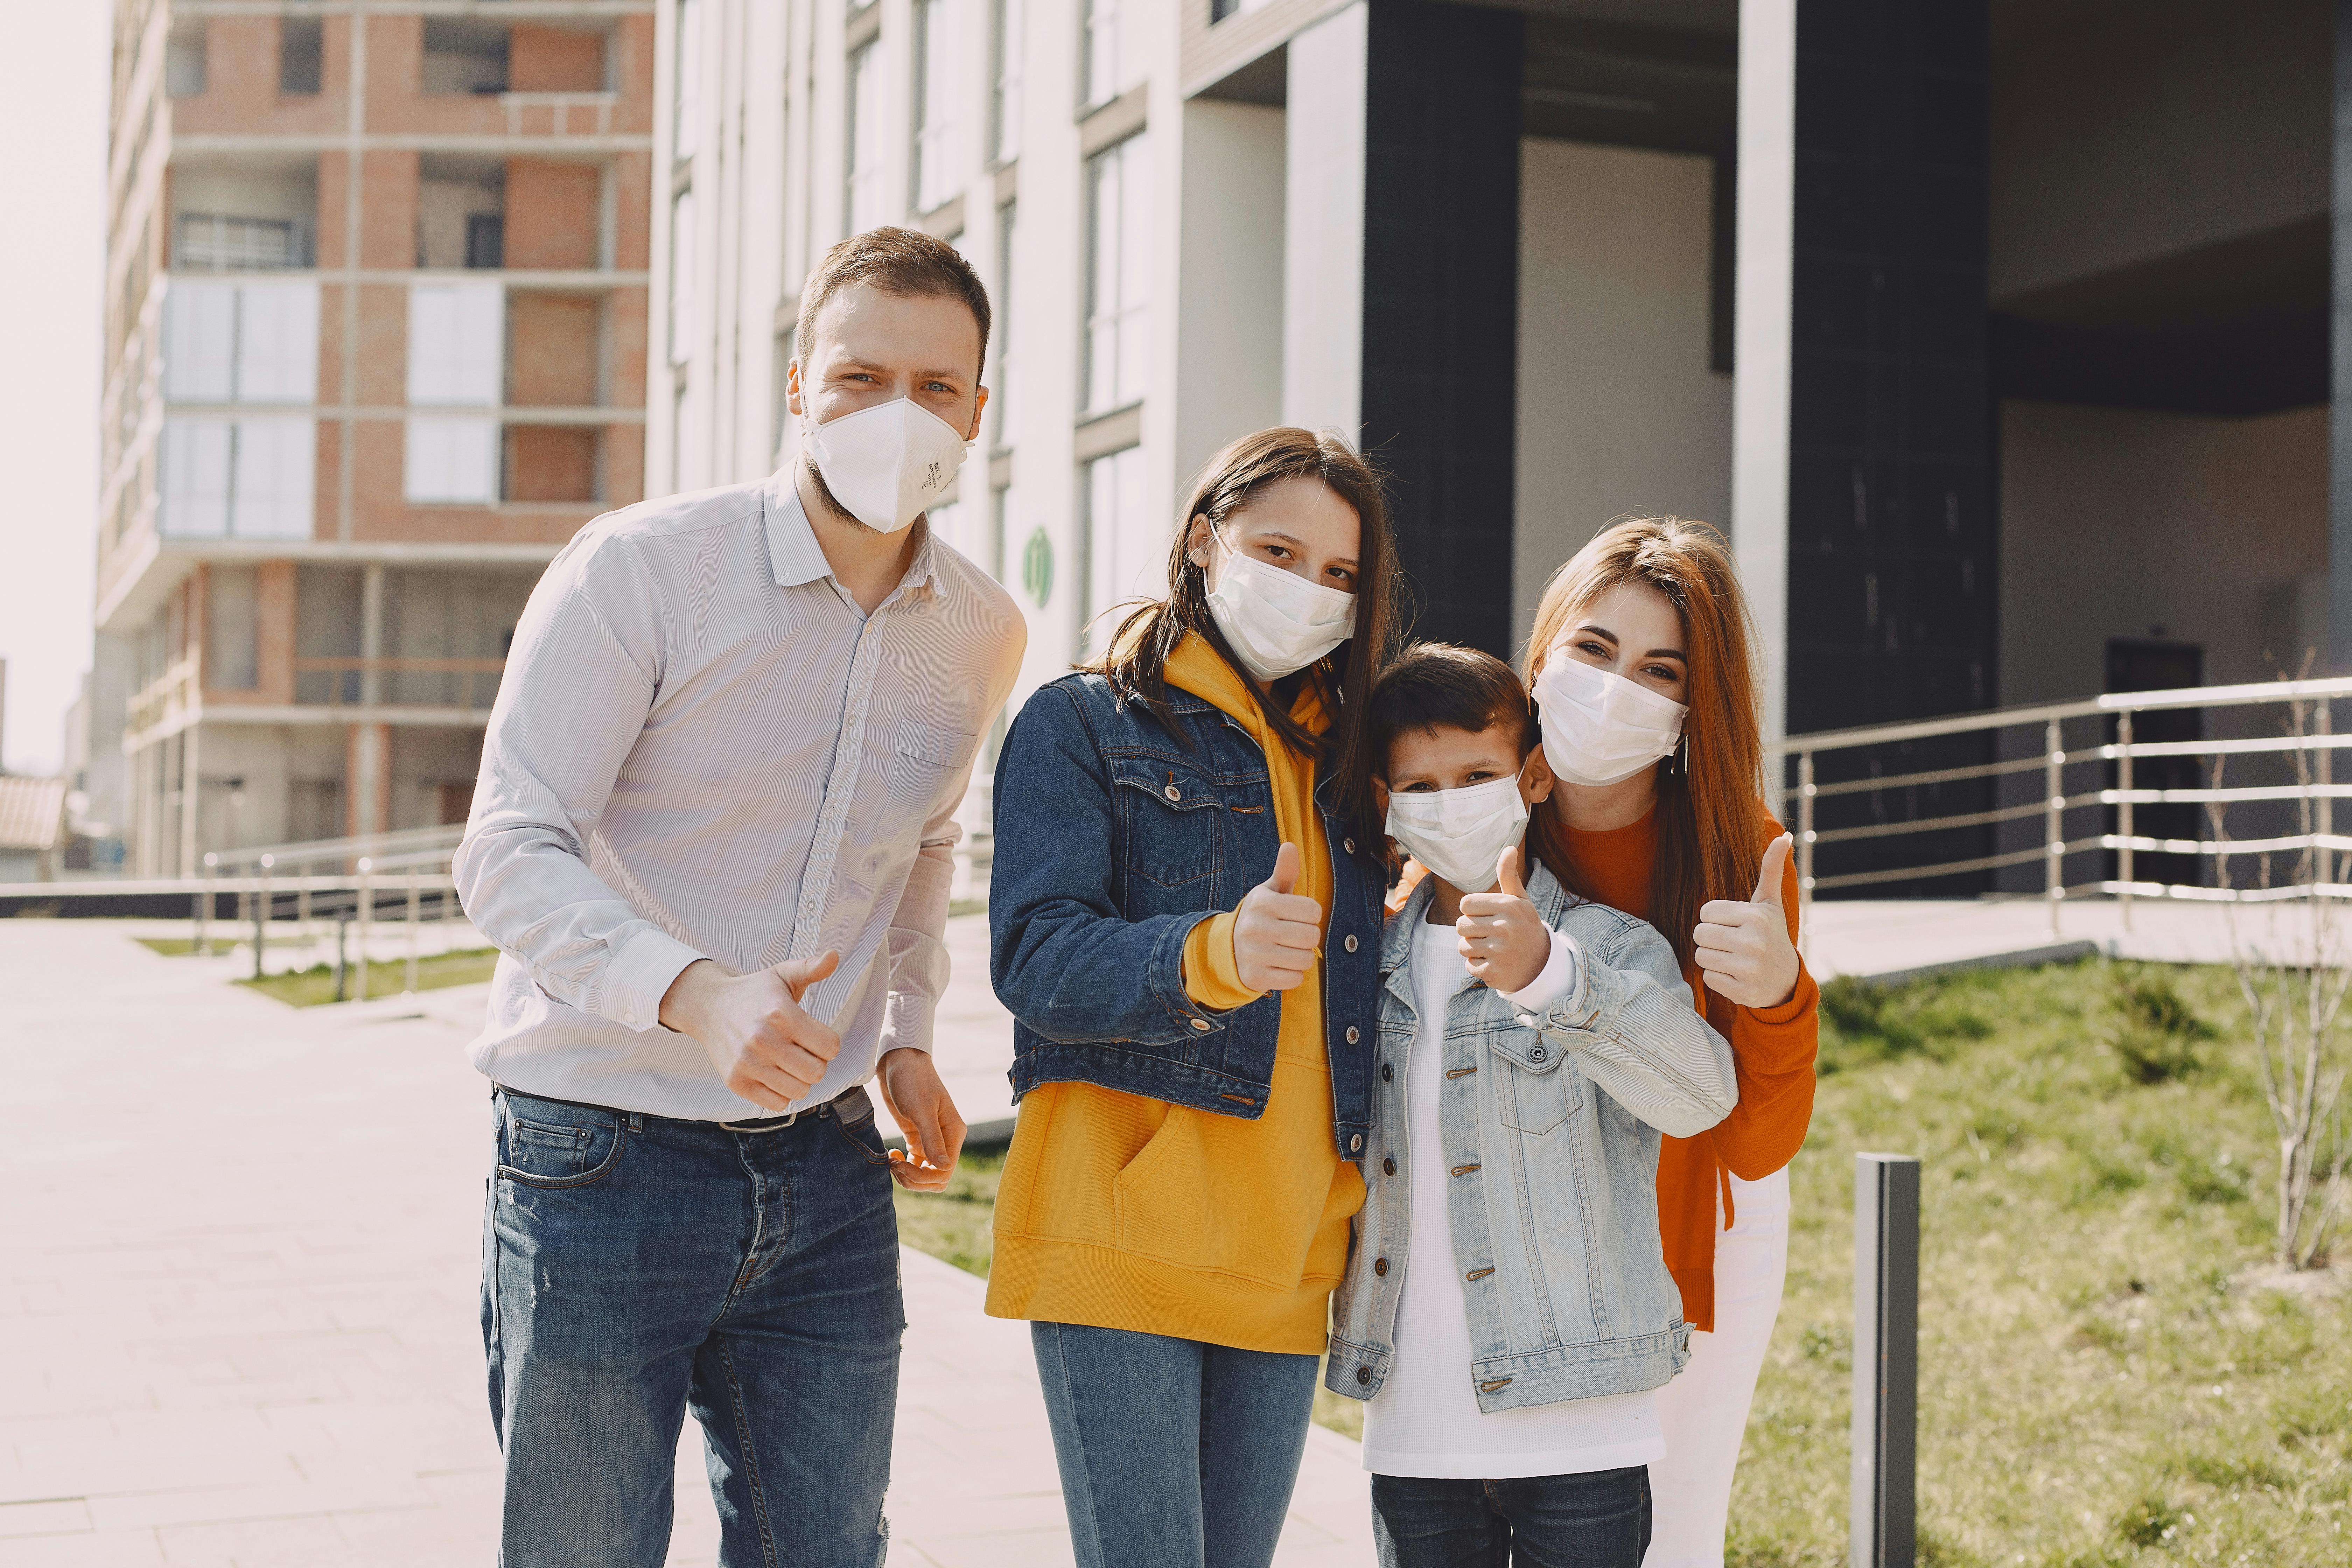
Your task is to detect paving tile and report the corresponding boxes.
[0,1496,94,1539]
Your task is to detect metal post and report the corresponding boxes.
[198,853,217,954]
[1853,1153,1920,1568]
[1798,749,1816,960]
[405,866,421,994]
[2045,716,2066,938]
[2118,710,2135,930]
[298,871,315,972]
[355,856,373,1002]
[2319,700,2335,892]
[333,913,350,1002]
[253,855,273,981]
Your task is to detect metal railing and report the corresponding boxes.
[199,826,468,1000]
[1773,675,2352,944]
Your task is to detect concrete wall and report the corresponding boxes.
[1990,0,2329,298]
[1997,400,2329,704]
[1174,99,1284,492]
[1512,138,1730,651]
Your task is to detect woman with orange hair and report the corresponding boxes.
[1520,515,1818,1567]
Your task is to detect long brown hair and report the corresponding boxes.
[1088,427,1401,858]
[1522,516,1769,967]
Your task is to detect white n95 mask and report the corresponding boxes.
[1203,532,1356,682]
[1385,774,1530,894]
[804,397,971,533]
[1533,653,1688,788]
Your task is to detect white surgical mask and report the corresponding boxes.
[1385,774,1530,895]
[1534,653,1688,787]
[1202,531,1355,682]
[803,397,971,533]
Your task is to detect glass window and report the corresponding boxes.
[206,567,260,690]
[408,281,505,405]
[667,188,697,367]
[280,18,323,94]
[913,0,958,212]
[990,0,1023,163]
[672,0,701,162]
[405,416,498,505]
[992,201,1015,448]
[845,42,885,236]
[1082,134,1147,416]
[1080,0,1143,110]
[990,482,1011,582]
[167,21,207,97]
[1080,445,1147,654]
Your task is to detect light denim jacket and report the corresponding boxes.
[1325,859,1738,1414]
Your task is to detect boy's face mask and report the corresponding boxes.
[1385,772,1531,894]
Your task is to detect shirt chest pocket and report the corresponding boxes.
[884,719,979,844]
[1489,1026,1579,1137]
[1108,760,1226,895]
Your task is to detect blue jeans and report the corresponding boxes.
[481,1086,904,1568]
[1370,1468,1652,1568]
[1031,1321,1320,1568]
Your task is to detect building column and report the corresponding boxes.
[2330,0,2352,671]
[346,722,391,839]
[1282,0,1524,657]
[1737,0,1995,742]
[178,724,201,877]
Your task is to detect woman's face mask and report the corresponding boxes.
[1201,527,1356,682]
[1385,772,1530,894]
[1533,652,1689,788]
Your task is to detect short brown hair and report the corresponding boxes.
[795,226,992,381]
[1368,643,1536,776]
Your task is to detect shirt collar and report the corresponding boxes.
[761,468,947,598]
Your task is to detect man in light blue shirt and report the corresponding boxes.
[457,227,1025,1568]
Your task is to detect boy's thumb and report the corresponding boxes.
[1497,845,1527,899]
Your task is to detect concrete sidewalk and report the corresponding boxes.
[1804,893,2313,982]
[0,919,1370,1566]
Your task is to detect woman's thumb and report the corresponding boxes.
[1751,835,1793,906]
[1265,841,1301,895]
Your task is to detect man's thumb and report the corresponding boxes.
[1752,834,1793,906]
[1497,845,1527,899]
[1265,841,1301,896]
[778,948,840,1000]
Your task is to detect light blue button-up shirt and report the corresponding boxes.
[455,469,1026,1120]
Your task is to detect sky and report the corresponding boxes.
[0,4,110,778]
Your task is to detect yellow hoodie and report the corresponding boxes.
[983,634,1368,1352]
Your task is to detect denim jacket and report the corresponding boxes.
[988,672,1385,1161]
[1325,860,1738,1412]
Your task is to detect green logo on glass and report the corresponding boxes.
[1022,528,1054,608]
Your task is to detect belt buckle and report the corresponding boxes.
[719,1106,802,1133]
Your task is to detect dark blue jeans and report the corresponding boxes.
[1031,1321,1321,1568]
[1371,1467,1653,1568]
[481,1086,904,1568]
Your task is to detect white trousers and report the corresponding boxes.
[1642,1166,1791,1568]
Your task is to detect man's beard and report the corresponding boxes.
[803,455,889,536]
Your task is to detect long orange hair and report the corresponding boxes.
[1522,516,1769,968]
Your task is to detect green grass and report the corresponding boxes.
[140,934,318,957]
[236,946,502,1006]
[1731,959,2350,1567]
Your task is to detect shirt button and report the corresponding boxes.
[1356,1366,1371,1385]
[1191,1018,1211,1032]
[1343,934,1358,953]
[622,1008,635,1024]
[1350,1133,1363,1152]
[805,899,817,912]
[1381,1063,1393,1082]
[1373,1256,1388,1276]
[1345,1026,1359,1044]
[1382,1157,1396,1176]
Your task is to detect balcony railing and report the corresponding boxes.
[293,657,505,713]
[175,214,314,271]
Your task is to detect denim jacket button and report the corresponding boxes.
[1163,784,1181,801]
[1373,1256,1389,1276]
[1383,1157,1396,1176]
[1357,1365,1371,1385]
[1344,837,1357,854]
[1345,1026,1360,1044]
[1344,934,1359,953]
[1350,1134,1364,1152]
[1529,1044,1547,1063]
[1190,1018,1211,1032]
[1381,1063,1393,1082]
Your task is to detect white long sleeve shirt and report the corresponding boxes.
[454,470,1026,1121]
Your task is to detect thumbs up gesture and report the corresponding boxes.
[1232,841,1325,993]
[659,949,846,1112]
[1694,833,1800,1009]
[1457,846,1552,994]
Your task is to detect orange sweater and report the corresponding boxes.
[1559,804,1818,1334]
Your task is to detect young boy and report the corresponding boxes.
[1326,643,1739,1567]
